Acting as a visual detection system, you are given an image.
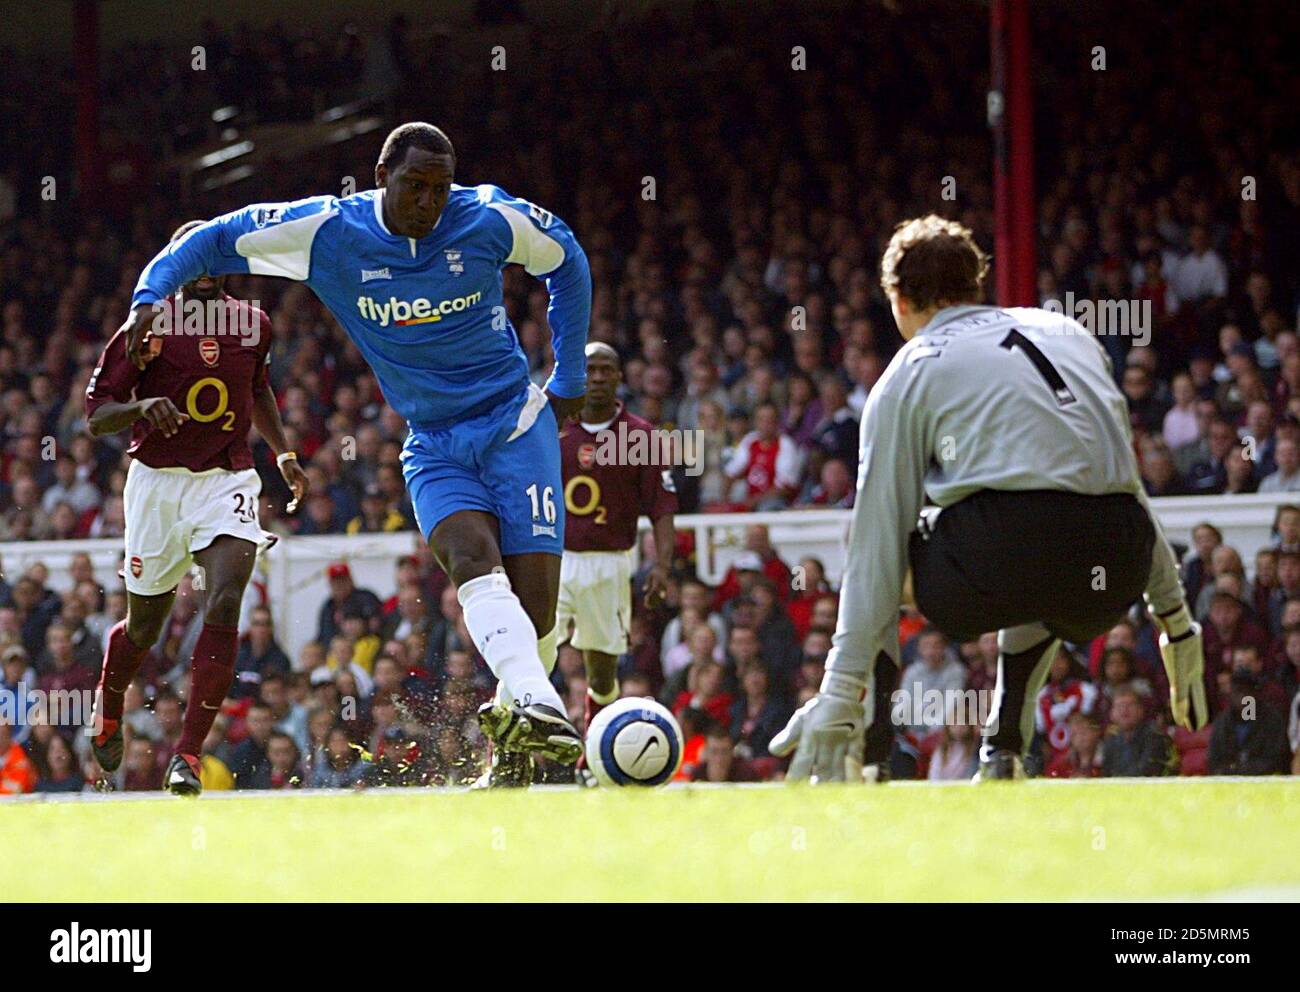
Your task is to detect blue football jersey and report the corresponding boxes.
[132,184,591,429]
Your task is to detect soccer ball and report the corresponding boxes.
[585,696,683,787]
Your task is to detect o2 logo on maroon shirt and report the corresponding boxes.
[129,556,143,578]
[199,339,220,367]
[577,443,597,470]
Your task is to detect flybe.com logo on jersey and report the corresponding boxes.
[356,291,484,328]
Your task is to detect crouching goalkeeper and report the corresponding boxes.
[771,216,1208,782]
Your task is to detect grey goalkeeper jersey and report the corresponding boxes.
[827,304,1184,682]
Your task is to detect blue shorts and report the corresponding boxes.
[401,383,564,556]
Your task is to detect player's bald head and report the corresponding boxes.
[585,342,621,368]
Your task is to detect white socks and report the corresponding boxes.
[458,572,565,712]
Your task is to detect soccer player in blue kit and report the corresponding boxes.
[117,123,591,786]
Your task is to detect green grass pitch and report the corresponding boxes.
[7,779,1299,901]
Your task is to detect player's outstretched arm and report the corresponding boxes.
[771,361,933,781]
[125,197,337,367]
[484,187,592,423]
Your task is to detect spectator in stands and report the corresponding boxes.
[1095,647,1153,726]
[121,737,160,792]
[808,376,858,468]
[729,663,789,759]
[232,605,291,700]
[1207,671,1291,775]
[40,454,99,517]
[897,628,966,739]
[662,610,721,681]
[316,562,382,645]
[672,658,734,726]
[266,732,302,789]
[1046,711,1103,778]
[1138,436,1186,497]
[35,734,84,793]
[928,715,980,781]
[1185,418,1238,494]
[1179,523,1222,608]
[724,401,803,510]
[1275,505,1300,553]
[1036,647,1099,765]
[151,691,184,775]
[799,457,855,508]
[1170,224,1229,308]
[747,577,800,686]
[1230,644,1290,715]
[1253,547,1278,623]
[1222,442,1257,494]
[711,525,793,612]
[690,724,763,783]
[346,483,408,534]
[1162,372,1200,450]
[380,583,432,643]
[333,606,382,675]
[309,724,366,789]
[0,717,36,794]
[1100,687,1175,776]
[1204,591,1271,701]
[261,673,310,756]
[228,702,276,789]
[1259,437,1300,493]
[36,622,96,696]
[0,645,34,746]
[660,580,727,666]
[1193,544,1250,620]
[1267,551,1300,636]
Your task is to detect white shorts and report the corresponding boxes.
[122,460,274,596]
[556,549,632,656]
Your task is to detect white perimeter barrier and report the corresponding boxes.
[0,493,1291,664]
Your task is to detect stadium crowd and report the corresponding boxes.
[1,1,1299,792]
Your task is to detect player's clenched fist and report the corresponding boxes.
[138,397,189,438]
[278,455,310,514]
[769,671,867,783]
[546,388,585,427]
[121,306,163,370]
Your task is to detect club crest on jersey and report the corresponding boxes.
[577,442,597,469]
[251,205,285,229]
[199,339,220,366]
[444,249,464,276]
[129,556,143,578]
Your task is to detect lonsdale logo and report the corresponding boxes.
[356,291,484,327]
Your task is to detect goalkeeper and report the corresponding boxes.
[771,216,1208,782]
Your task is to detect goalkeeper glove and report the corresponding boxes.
[1152,603,1209,732]
[769,671,866,783]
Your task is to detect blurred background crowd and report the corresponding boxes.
[1,0,1299,793]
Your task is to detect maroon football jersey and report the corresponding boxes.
[85,294,272,472]
[560,404,678,552]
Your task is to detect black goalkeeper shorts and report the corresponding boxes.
[908,488,1156,644]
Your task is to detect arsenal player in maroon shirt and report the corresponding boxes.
[85,220,308,796]
[557,343,677,769]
